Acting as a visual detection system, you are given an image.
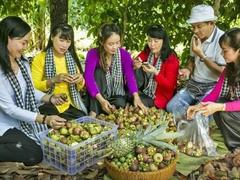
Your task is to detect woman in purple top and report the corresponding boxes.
[84,23,146,116]
[187,28,240,150]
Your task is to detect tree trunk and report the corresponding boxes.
[213,0,221,17]
[49,0,68,30]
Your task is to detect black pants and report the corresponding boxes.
[213,111,240,150]
[39,104,86,120]
[0,128,43,166]
[87,68,128,115]
[135,68,154,107]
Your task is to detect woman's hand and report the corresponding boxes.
[71,73,85,85]
[49,93,68,105]
[95,93,115,114]
[133,57,142,69]
[187,102,225,119]
[44,115,66,129]
[197,102,225,117]
[133,92,147,113]
[187,103,202,120]
[100,99,115,114]
[142,63,158,75]
[51,73,73,84]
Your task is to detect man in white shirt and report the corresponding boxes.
[167,4,225,119]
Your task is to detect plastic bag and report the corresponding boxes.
[177,112,217,157]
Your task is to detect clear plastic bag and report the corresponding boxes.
[177,112,217,157]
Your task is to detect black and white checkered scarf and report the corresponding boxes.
[220,77,240,100]
[6,57,48,138]
[45,48,87,114]
[105,48,125,98]
[143,52,162,98]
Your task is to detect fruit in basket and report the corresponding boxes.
[50,134,60,141]
[149,163,158,171]
[80,130,90,140]
[147,146,157,156]
[163,150,173,161]
[65,122,72,129]
[107,122,181,173]
[60,127,68,135]
[60,136,68,144]
[129,163,139,171]
[107,144,176,173]
[153,153,163,163]
[111,121,182,159]
[72,127,81,135]
[89,127,98,135]
[47,121,110,146]
[135,145,147,154]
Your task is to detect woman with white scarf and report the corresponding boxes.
[0,16,66,165]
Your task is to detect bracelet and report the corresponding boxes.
[49,94,54,104]
[42,115,47,124]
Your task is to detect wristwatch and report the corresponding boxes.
[200,55,207,62]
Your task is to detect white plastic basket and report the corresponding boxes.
[38,116,118,175]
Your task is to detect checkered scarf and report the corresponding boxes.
[105,48,125,98]
[6,57,48,137]
[220,77,240,100]
[45,48,87,114]
[143,52,162,98]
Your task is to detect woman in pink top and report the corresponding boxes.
[187,28,240,150]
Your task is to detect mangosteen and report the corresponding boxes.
[129,163,139,171]
[143,154,150,163]
[65,122,72,129]
[60,136,68,144]
[135,146,146,154]
[149,163,158,171]
[146,158,153,163]
[73,127,81,135]
[158,163,166,169]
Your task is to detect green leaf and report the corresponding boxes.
[103,175,112,180]
[155,131,184,140]
[176,152,215,176]
[148,140,178,151]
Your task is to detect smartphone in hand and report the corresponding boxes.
[142,62,151,68]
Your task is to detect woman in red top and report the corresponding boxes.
[134,25,179,109]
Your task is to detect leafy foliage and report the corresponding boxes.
[0,0,49,51]
[0,0,239,63]
[69,0,240,64]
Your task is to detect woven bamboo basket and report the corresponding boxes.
[105,157,177,180]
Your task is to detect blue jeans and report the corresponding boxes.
[166,88,200,121]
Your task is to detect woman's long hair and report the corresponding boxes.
[45,23,83,73]
[96,23,121,72]
[144,24,175,62]
[0,16,31,74]
[219,28,240,86]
